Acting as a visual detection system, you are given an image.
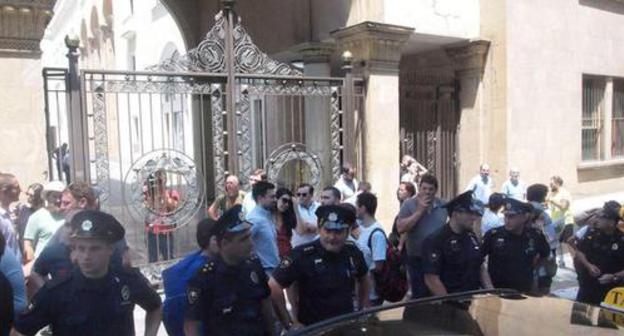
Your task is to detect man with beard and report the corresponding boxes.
[269,205,369,330]
[23,181,65,264]
[422,191,492,296]
[396,174,448,298]
[246,181,280,275]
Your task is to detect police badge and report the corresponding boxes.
[82,220,93,231]
[187,289,199,305]
[121,284,131,302]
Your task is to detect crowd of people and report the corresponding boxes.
[0,157,623,335]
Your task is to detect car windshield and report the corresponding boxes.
[291,290,624,336]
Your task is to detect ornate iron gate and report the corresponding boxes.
[43,4,364,275]
[400,77,458,200]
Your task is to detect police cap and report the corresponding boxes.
[316,205,355,230]
[444,190,484,216]
[502,197,533,215]
[70,210,125,243]
[215,204,251,237]
[598,200,621,221]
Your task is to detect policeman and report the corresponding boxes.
[574,201,624,305]
[422,190,492,295]
[12,210,162,336]
[269,205,369,330]
[184,204,274,336]
[481,198,550,294]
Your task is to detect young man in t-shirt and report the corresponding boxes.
[355,192,387,306]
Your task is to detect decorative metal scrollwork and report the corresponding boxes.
[265,143,323,194]
[123,150,205,229]
[91,84,110,203]
[149,11,301,76]
[211,84,227,196]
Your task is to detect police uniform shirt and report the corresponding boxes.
[576,228,624,303]
[185,255,270,336]
[14,267,161,336]
[482,227,550,293]
[422,224,483,294]
[272,239,368,326]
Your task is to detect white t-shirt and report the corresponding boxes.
[355,221,387,301]
[292,202,319,247]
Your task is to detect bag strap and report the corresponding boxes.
[367,227,386,251]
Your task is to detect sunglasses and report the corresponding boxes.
[296,193,308,197]
[279,197,291,203]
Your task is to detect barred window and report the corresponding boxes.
[582,76,605,161]
[613,80,624,158]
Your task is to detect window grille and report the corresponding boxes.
[582,77,605,161]
[613,80,624,158]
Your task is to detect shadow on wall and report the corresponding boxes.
[577,161,624,183]
[579,0,624,15]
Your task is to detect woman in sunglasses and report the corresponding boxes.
[275,188,296,258]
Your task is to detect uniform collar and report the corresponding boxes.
[73,268,113,290]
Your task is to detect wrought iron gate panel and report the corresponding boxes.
[45,6,366,281]
[42,68,70,183]
[400,81,458,200]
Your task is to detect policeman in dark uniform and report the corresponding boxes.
[12,210,162,336]
[482,198,550,294]
[422,190,492,296]
[269,205,369,330]
[574,201,624,305]
[184,204,274,336]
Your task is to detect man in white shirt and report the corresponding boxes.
[355,192,386,306]
[334,164,359,201]
[465,164,494,205]
[292,183,319,247]
[501,167,526,200]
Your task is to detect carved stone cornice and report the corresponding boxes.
[331,21,413,74]
[0,1,56,57]
[445,39,490,74]
[292,41,335,64]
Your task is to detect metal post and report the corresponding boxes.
[223,0,239,176]
[65,35,89,183]
[341,51,356,175]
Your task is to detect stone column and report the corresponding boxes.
[445,40,490,190]
[332,22,413,228]
[293,42,335,188]
[0,2,55,184]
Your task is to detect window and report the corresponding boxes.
[582,76,605,161]
[613,80,624,158]
[581,75,624,162]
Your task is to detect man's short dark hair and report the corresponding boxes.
[297,183,314,195]
[358,181,372,193]
[419,174,439,190]
[66,182,97,209]
[488,193,505,211]
[356,192,377,217]
[323,186,341,200]
[551,176,563,186]
[196,218,217,249]
[252,181,275,201]
[341,163,354,174]
[399,182,416,197]
[527,184,549,203]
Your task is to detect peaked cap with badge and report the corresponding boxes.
[70,210,125,243]
[444,190,485,216]
[315,205,355,230]
[502,197,533,215]
[214,204,251,237]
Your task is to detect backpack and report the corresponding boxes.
[367,228,408,303]
[162,250,208,336]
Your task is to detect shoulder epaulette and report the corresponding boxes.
[46,273,73,289]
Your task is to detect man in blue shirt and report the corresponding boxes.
[247,181,280,275]
[501,168,526,200]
